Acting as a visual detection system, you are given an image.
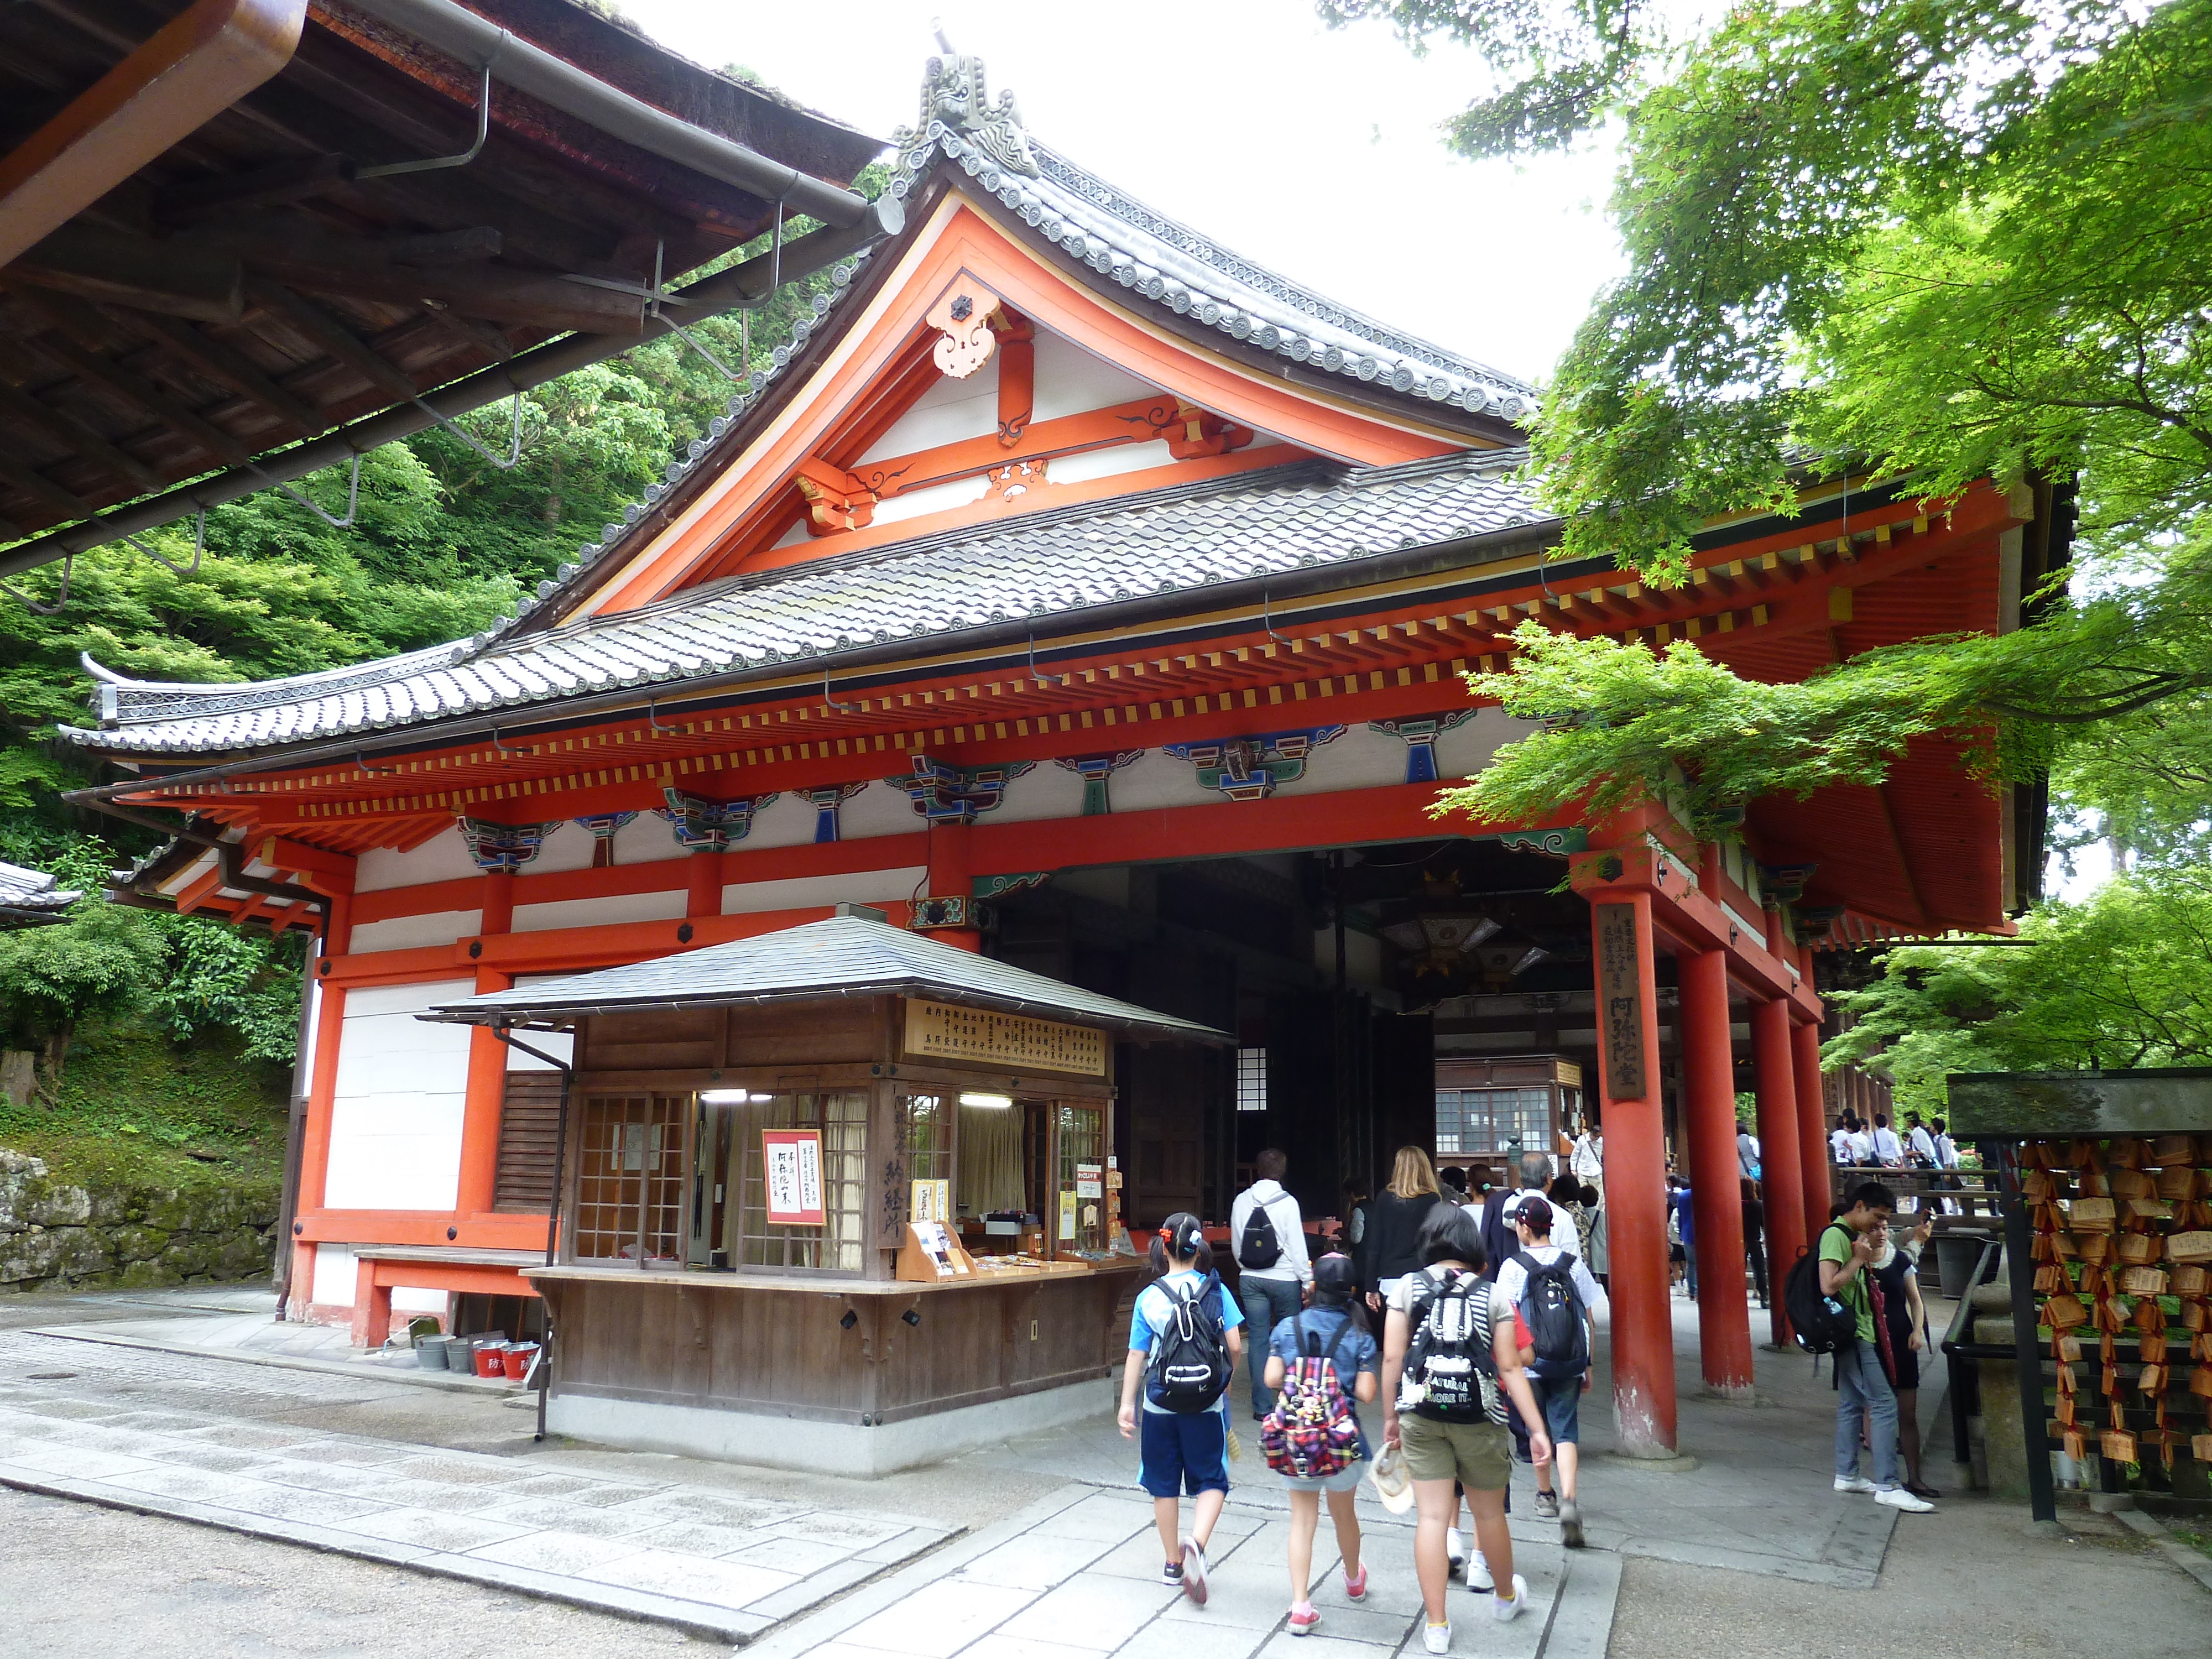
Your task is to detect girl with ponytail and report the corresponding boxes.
[1120,1211,1244,1608]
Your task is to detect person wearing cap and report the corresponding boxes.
[1492,1194,1605,1548]
[1261,1253,1378,1637]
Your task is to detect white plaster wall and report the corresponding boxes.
[873,474,989,526]
[359,827,476,892]
[324,979,474,1213]
[991,763,1086,824]
[526,819,594,875]
[311,1242,357,1307]
[1046,439,1174,489]
[1433,707,1542,783]
[1276,724,1406,796]
[511,890,687,933]
[721,865,928,915]
[737,791,817,851]
[1107,747,1209,813]
[348,909,482,954]
[613,810,687,866]
[1031,331,1157,420]
[839,777,921,841]
[856,357,998,462]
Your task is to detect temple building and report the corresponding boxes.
[62,46,2061,1462]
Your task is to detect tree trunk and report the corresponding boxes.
[35,1024,72,1105]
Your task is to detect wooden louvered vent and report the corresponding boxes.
[492,1072,565,1213]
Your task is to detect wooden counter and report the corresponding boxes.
[529,1259,1145,1472]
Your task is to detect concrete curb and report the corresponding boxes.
[1542,1547,1624,1658]
[24,1324,518,1396]
[2115,1506,2212,1595]
[0,1464,955,1645]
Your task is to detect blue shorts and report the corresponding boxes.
[1139,1408,1229,1499]
[1510,1372,1583,1455]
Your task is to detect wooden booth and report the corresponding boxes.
[1434,1055,1584,1191]
[420,907,1226,1475]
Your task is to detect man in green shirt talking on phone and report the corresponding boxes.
[1819,1180,1934,1514]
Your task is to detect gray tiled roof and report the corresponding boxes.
[419,912,1229,1041]
[67,449,1546,755]
[0,860,79,914]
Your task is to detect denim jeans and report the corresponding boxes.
[1834,1337,1900,1489]
[1237,1274,1305,1415]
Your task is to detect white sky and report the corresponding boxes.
[618,0,1626,385]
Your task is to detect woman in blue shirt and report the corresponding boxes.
[1262,1252,1379,1636]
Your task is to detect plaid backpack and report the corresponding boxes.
[1260,1312,1364,1479]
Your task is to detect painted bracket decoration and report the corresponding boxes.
[573,811,637,859]
[1369,711,1478,785]
[655,788,778,854]
[1053,750,1143,816]
[1759,863,1817,905]
[1489,827,1589,858]
[799,781,870,844]
[884,754,1035,825]
[456,817,565,874]
[926,271,1003,380]
[910,895,973,931]
[974,872,1050,900]
[1165,728,1344,802]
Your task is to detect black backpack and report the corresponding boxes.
[1783,1223,1863,1355]
[1239,1192,1283,1270]
[1147,1274,1233,1412]
[1511,1250,1588,1377]
[1402,1269,1506,1423]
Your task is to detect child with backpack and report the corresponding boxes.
[1260,1252,1378,1636]
[1491,1194,1605,1548]
[1381,1204,1553,1655]
[1119,1213,1245,1605]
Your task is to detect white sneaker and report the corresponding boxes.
[1876,1486,1934,1513]
[1833,1476,1877,1494]
[1465,1549,1493,1593]
[1446,1526,1465,1578]
[1422,1621,1452,1655]
[1493,1573,1528,1623]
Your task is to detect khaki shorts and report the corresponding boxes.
[1399,1412,1512,1491]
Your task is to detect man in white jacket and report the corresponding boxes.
[1229,1147,1310,1418]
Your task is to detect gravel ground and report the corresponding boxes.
[1610,1495,2208,1658]
[0,1484,716,1658]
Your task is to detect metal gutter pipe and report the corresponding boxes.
[58,514,1558,805]
[336,0,872,228]
[0,201,900,581]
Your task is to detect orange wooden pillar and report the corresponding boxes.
[927,818,981,952]
[1792,1015,1834,1228]
[291,888,351,1316]
[454,871,515,1218]
[686,848,726,917]
[1587,889,1677,1455]
[1678,945,1753,1395]
[1749,995,1806,1347]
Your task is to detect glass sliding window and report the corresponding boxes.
[901,1092,953,1224]
[1055,1103,1105,1254]
[572,1093,687,1262]
[719,1091,869,1273]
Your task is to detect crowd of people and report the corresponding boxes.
[1119,1123,1944,1643]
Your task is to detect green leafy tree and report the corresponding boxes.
[0,898,168,1099]
[1337,0,2212,867]
[1825,872,2212,1114]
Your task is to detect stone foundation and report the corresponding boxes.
[0,1147,280,1292]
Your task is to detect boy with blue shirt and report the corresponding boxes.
[1119,1213,1244,1606]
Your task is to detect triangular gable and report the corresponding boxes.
[566,186,1486,620]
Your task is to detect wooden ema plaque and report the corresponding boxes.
[903,999,1106,1076]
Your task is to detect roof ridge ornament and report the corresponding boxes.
[896,27,1037,178]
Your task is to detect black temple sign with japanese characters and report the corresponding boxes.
[903,999,1107,1077]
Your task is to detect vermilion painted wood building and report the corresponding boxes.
[65,50,2060,1458]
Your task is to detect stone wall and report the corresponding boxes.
[0,1148,280,1292]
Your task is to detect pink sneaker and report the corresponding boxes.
[1343,1564,1369,1602]
[1287,1601,1319,1636]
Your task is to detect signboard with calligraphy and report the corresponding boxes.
[761,1129,825,1227]
[1593,903,1647,1099]
[903,999,1107,1077]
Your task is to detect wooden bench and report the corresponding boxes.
[349,1245,544,1348]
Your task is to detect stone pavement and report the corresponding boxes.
[744,1484,1620,1659]
[0,1328,953,1643]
